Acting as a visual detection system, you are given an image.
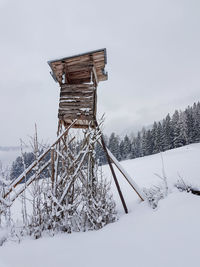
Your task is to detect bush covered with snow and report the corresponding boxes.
[0,125,117,242]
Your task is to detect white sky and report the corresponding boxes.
[0,0,200,146]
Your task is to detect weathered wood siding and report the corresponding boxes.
[58,84,96,128]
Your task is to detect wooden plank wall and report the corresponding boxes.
[58,84,96,128]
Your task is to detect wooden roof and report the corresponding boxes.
[48,48,108,84]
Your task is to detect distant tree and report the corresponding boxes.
[130,136,136,159]
[145,130,154,155]
[123,135,131,159]
[10,152,35,181]
[108,133,121,160]
[141,128,147,156]
[192,102,200,142]
[10,150,50,182]
[119,139,125,160]
[162,114,173,150]
[151,122,159,153]
[178,111,188,146]
[185,106,195,144]
[135,132,142,157]
[95,142,107,165]
[156,122,164,152]
[171,110,182,148]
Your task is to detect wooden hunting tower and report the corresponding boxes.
[48,48,107,128]
[0,48,145,217]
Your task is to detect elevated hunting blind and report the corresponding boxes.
[48,48,107,129]
[1,48,145,218]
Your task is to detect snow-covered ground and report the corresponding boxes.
[106,142,200,213]
[0,143,200,267]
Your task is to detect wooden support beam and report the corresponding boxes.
[92,66,98,86]
[3,120,77,199]
[51,148,55,188]
[6,160,51,208]
[94,120,128,214]
[64,63,71,84]
[106,149,145,201]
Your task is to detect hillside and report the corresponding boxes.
[105,142,200,212]
[0,143,200,267]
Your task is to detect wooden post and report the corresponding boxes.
[106,148,145,201]
[94,120,128,214]
[51,148,55,188]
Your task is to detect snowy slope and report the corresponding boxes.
[0,143,200,267]
[103,142,200,213]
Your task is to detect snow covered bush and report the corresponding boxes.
[0,124,117,241]
[143,184,167,209]
[175,179,200,196]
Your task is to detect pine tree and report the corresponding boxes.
[171,110,182,148]
[178,111,188,145]
[95,142,106,165]
[130,137,136,159]
[162,114,173,150]
[145,130,154,155]
[185,106,195,144]
[135,132,142,157]
[108,133,121,160]
[156,122,164,152]
[123,135,131,159]
[119,139,125,160]
[151,122,159,153]
[192,102,200,142]
[10,152,35,181]
[141,128,147,156]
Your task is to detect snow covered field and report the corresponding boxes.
[106,142,200,212]
[0,143,200,267]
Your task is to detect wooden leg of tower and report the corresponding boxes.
[94,120,128,214]
[51,148,55,189]
[57,120,61,136]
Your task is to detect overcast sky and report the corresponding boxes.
[0,0,200,146]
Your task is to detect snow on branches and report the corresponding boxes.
[0,122,117,242]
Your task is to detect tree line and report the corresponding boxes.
[96,102,200,164]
